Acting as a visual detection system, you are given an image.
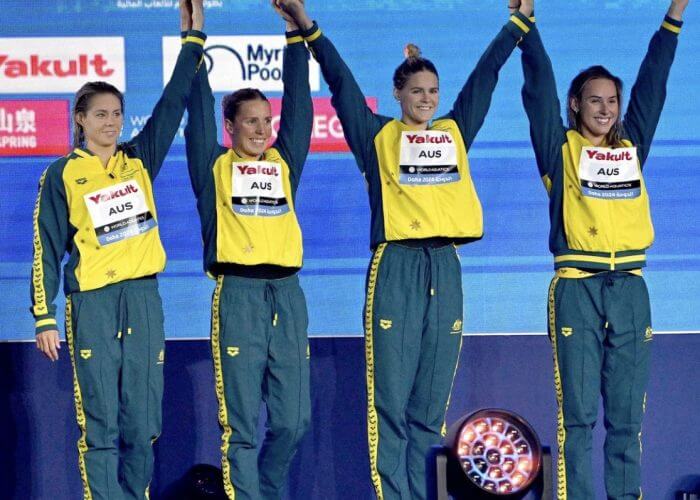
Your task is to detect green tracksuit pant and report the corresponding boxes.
[211,274,311,500]
[65,277,165,500]
[365,243,464,500]
[548,271,652,500]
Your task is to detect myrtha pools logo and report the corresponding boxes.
[161,35,320,92]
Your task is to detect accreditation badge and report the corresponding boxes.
[231,161,289,217]
[84,180,157,246]
[579,147,641,199]
[398,130,459,185]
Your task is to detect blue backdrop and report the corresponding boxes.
[2,2,700,499]
[1,0,699,340]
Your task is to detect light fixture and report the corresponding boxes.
[427,408,552,499]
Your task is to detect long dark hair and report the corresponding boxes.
[72,81,124,149]
[222,88,269,122]
[393,44,439,91]
[567,65,625,146]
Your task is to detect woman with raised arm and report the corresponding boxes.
[276,1,533,498]
[516,0,689,498]
[183,3,313,499]
[30,1,205,498]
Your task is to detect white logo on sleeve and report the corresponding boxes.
[84,181,156,245]
[579,147,640,199]
[399,131,459,185]
[232,161,289,217]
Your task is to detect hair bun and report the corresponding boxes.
[403,43,422,61]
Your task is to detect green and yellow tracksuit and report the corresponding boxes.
[303,14,534,500]
[184,31,312,500]
[519,16,682,500]
[30,31,206,500]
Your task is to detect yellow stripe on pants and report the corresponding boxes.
[65,296,93,500]
[211,276,236,500]
[548,277,568,499]
[364,243,386,500]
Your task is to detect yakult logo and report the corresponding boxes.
[88,183,139,204]
[405,133,453,144]
[0,54,113,78]
[162,35,320,92]
[237,164,279,176]
[585,150,634,162]
[0,38,125,93]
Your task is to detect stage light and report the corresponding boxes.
[427,408,552,499]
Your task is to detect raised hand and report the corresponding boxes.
[180,0,193,31]
[272,0,293,22]
[191,0,204,31]
[271,0,299,31]
[507,0,533,17]
[275,0,313,30]
[508,0,520,15]
[180,0,204,31]
[668,0,689,20]
[519,0,534,17]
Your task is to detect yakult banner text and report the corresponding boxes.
[221,97,378,153]
[0,38,125,94]
[0,100,70,156]
[162,35,321,92]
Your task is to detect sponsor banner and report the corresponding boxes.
[0,37,125,94]
[126,113,186,141]
[162,35,320,92]
[399,130,460,185]
[579,147,641,199]
[221,97,378,153]
[84,180,157,245]
[0,100,70,156]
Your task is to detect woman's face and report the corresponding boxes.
[394,70,439,128]
[77,93,123,150]
[571,78,619,144]
[225,99,273,158]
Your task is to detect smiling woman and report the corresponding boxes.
[29,1,206,498]
[276,0,535,498]
[392,44,439,127]
[566,65,625,147]
[72,82,124,163]
[221,87,273,157]
[182,2,314,497]
[516,0,690,498]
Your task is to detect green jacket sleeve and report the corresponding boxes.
[184,47,220,198]
[132,30,206,180]
[303,22,386,173]
[272,31,313,189]
[30,160,70,335]
[519,22,567,185]
[448,12,534,150]
[623,16,682,167]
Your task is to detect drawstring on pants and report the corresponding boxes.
[116,288,131,339]
[264,283,279,327]
[423,248,438,297]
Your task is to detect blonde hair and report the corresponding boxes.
[404,43,421,60]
